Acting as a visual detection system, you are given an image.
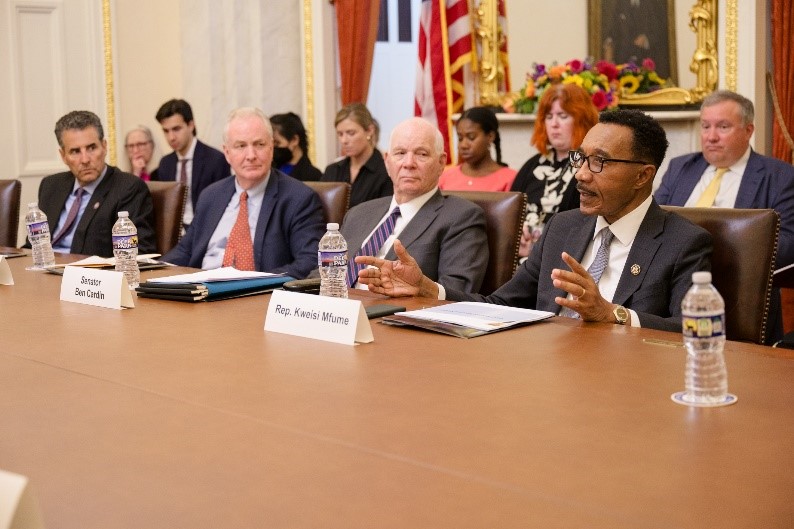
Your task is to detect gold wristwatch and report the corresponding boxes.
[613,305,629,325]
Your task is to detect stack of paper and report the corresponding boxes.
[381,302,554,338]
[136,267,293,302]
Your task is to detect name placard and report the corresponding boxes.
[264,289,373,345]
[60,266,134,310]
[0,256,12,285]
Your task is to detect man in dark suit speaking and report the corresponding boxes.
[152,99,230,229]
[31,110,155,257]
[162,107,325,279]
[356,110,713,333]
[336,117,488,295]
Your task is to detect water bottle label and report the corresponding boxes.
[27,221,50,236]
[112,234,138,250]
[318,251,348,267]
[682,314,725,338]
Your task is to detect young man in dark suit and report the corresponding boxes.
[152,99,230,229]
[31,110,155,257]
[356,110,713,333]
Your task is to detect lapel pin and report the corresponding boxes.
[93,202,100,209]
[631,264,641,276]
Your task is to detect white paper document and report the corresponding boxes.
[46,254,162,268]
[400,302,554,331]
[148,266,285,284]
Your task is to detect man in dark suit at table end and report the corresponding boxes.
[152,99,230,229]
[324,117,488,294]
[356,109,713,333]
[162,107,325,279]
[29,110,155,257]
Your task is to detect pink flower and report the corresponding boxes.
[567,59,583,73]
[591,91,608,110]
[642,58,656,71]
[596,60,618,81]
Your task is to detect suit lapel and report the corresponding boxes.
[553,214,597,299]
[348,199,391,255]
[253,172,279,269]
[46,175,74,233]
[191,141,207,206]
[612,202,664,305]
[675,155,710,204]
[734,150,763,208]
[195,178,235,259]
[72,167,114,250]
[384,191,443,258]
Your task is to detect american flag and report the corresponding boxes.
[414,0,473,160]
[414,0,510,160]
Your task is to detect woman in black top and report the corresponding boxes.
[322,102,392,207]
[511,84,598,258]
[270,112,322,182]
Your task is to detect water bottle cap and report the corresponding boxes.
[27,202,38,208]
[326,222,339,231]
[118,211,129,218]
[692,271,712,284]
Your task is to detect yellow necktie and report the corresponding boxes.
[695,167,728,207]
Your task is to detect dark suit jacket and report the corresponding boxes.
[290,155,323,182]
[448,200,713,332]
[340,190,489,293]
[152,139,230,209]
[321,149,393,207]
[162,170,325,279]
[655,150,794,267]
[33,165,156,257]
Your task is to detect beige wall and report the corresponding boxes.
[114,0,183,171]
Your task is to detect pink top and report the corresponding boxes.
[438,165,517,192]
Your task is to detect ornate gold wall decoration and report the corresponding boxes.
[473,0,506,106]
[621,0,717,106]
[102,0,116,165]
[303,0,317,163]
[724,0,737,91]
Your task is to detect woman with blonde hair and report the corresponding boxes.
[322,102,392,207]
[511,83,599,257]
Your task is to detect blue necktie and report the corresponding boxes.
[347,207,401,287]
[51,187,85,246]
[560,227,614,318]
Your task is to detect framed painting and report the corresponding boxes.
[588,0,678,84]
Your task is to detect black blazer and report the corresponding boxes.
[152,139,230,209]
[34,165,156,257]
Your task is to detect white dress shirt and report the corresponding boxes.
[684,146,751,208]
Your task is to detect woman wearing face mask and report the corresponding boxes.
[322,102,392,207]
[438,106,516,191]
[270,112,322,182]
[511,83,599,258]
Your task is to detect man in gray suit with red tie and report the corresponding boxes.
[152,99,230,229]
[30,110,156,257]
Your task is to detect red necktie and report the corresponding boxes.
[222,191,255,270]
[51,187,85,246]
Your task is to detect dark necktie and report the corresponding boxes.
[179,159,188,184]
[51,187,85,246]
[222,191,255,270]
[559,227,615,318]
[347,207,401,287]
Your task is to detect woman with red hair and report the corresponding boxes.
[511,83,599,257]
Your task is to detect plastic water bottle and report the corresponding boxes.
[25,202,55,269]
[318,222,348,298]
[112,211,139,289]
[680,271,729,405]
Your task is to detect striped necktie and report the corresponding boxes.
[347,207,401,287]
[51,187,85,246]
[560,227,614,318]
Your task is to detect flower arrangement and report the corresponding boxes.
[502,57,667,114]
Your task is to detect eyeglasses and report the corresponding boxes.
[125,141,152,150]
[568,150,648,174]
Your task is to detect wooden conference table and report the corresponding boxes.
[1,254,793,528]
